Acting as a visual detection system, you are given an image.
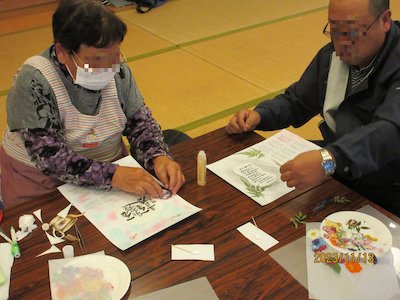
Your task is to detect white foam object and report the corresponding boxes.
[62,245,74,258]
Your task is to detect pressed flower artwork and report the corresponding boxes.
[320,211,392,256]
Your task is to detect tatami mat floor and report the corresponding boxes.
[1,0,400,142]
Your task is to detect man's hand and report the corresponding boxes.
[280,150,326,190]
[153,156,185,194]
[226,109,261,134]
[111,166,162,198]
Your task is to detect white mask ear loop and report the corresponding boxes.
[63,52,80,82]
[65,64,76,83]
[65,53,85,83]
[71,51,84,66]
[71,51,92,70]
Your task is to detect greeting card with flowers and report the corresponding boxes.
[58,156,201,250]
[207,130,320,206]
[320,211,392,257]
[306,223,399,300]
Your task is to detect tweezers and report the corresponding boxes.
[74,223,87,254]
[0,226,12,244]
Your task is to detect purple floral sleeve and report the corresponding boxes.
[22,128,116,188]
[124,105,171,170]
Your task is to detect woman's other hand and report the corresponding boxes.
[153,156,185,194]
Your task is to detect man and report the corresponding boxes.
[226,0,400,215]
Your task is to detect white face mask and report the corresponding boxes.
[67,54,119,91]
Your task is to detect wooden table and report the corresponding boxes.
[3,128,399,299]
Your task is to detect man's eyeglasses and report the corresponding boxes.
[323,11,386,40]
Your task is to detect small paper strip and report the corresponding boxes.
[171,244,215,261]
[33,209,43,223]
[237,222,279,251]
[45,232,65,245]
[36,245,61,257]
[57,204,72,219]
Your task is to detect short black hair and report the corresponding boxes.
[53,0,127,53]
[369,0,390,17]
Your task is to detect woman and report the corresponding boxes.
[0,0,186,208]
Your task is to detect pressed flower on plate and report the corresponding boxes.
[345,262,363,273]
[307,229,320,240]
[311,238,328,252]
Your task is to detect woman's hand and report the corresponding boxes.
[111,166,162,198]
[153,156,185,194]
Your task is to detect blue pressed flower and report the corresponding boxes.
[312,238,327,251]
[312,238,321,246]
[312,239,322,250]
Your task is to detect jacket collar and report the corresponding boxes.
[367,20,400,82]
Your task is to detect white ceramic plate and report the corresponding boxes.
[320,211,392,257]
[54,255,131,299]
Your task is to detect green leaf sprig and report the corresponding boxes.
[333,195,351,204]
[238,148,265,159]
[240,177,267,198]
[290,211,307,229]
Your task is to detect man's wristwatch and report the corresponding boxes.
[320,148,336,176]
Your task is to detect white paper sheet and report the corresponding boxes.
[207,130,320,206]
[0,243,14,300]
[171,244,215,261]
[132,277,219,300]
[270,205,400,296]
[58,156,202,250]
[306,223,400,300]
[237,222,279,251]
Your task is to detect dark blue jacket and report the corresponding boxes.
[254,21,400,189]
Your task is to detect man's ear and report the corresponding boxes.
[55,43,69,64]
[382,10,392,33]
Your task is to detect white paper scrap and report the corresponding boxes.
[0,243,14,300]
[237,223,279,251]
[57,204,72,219]
[16,230,30,241]
[33,209,43,223]
[46,232,65,245]
[36,245,62,257]
[233,163,276,186]
[171,244,215,261]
